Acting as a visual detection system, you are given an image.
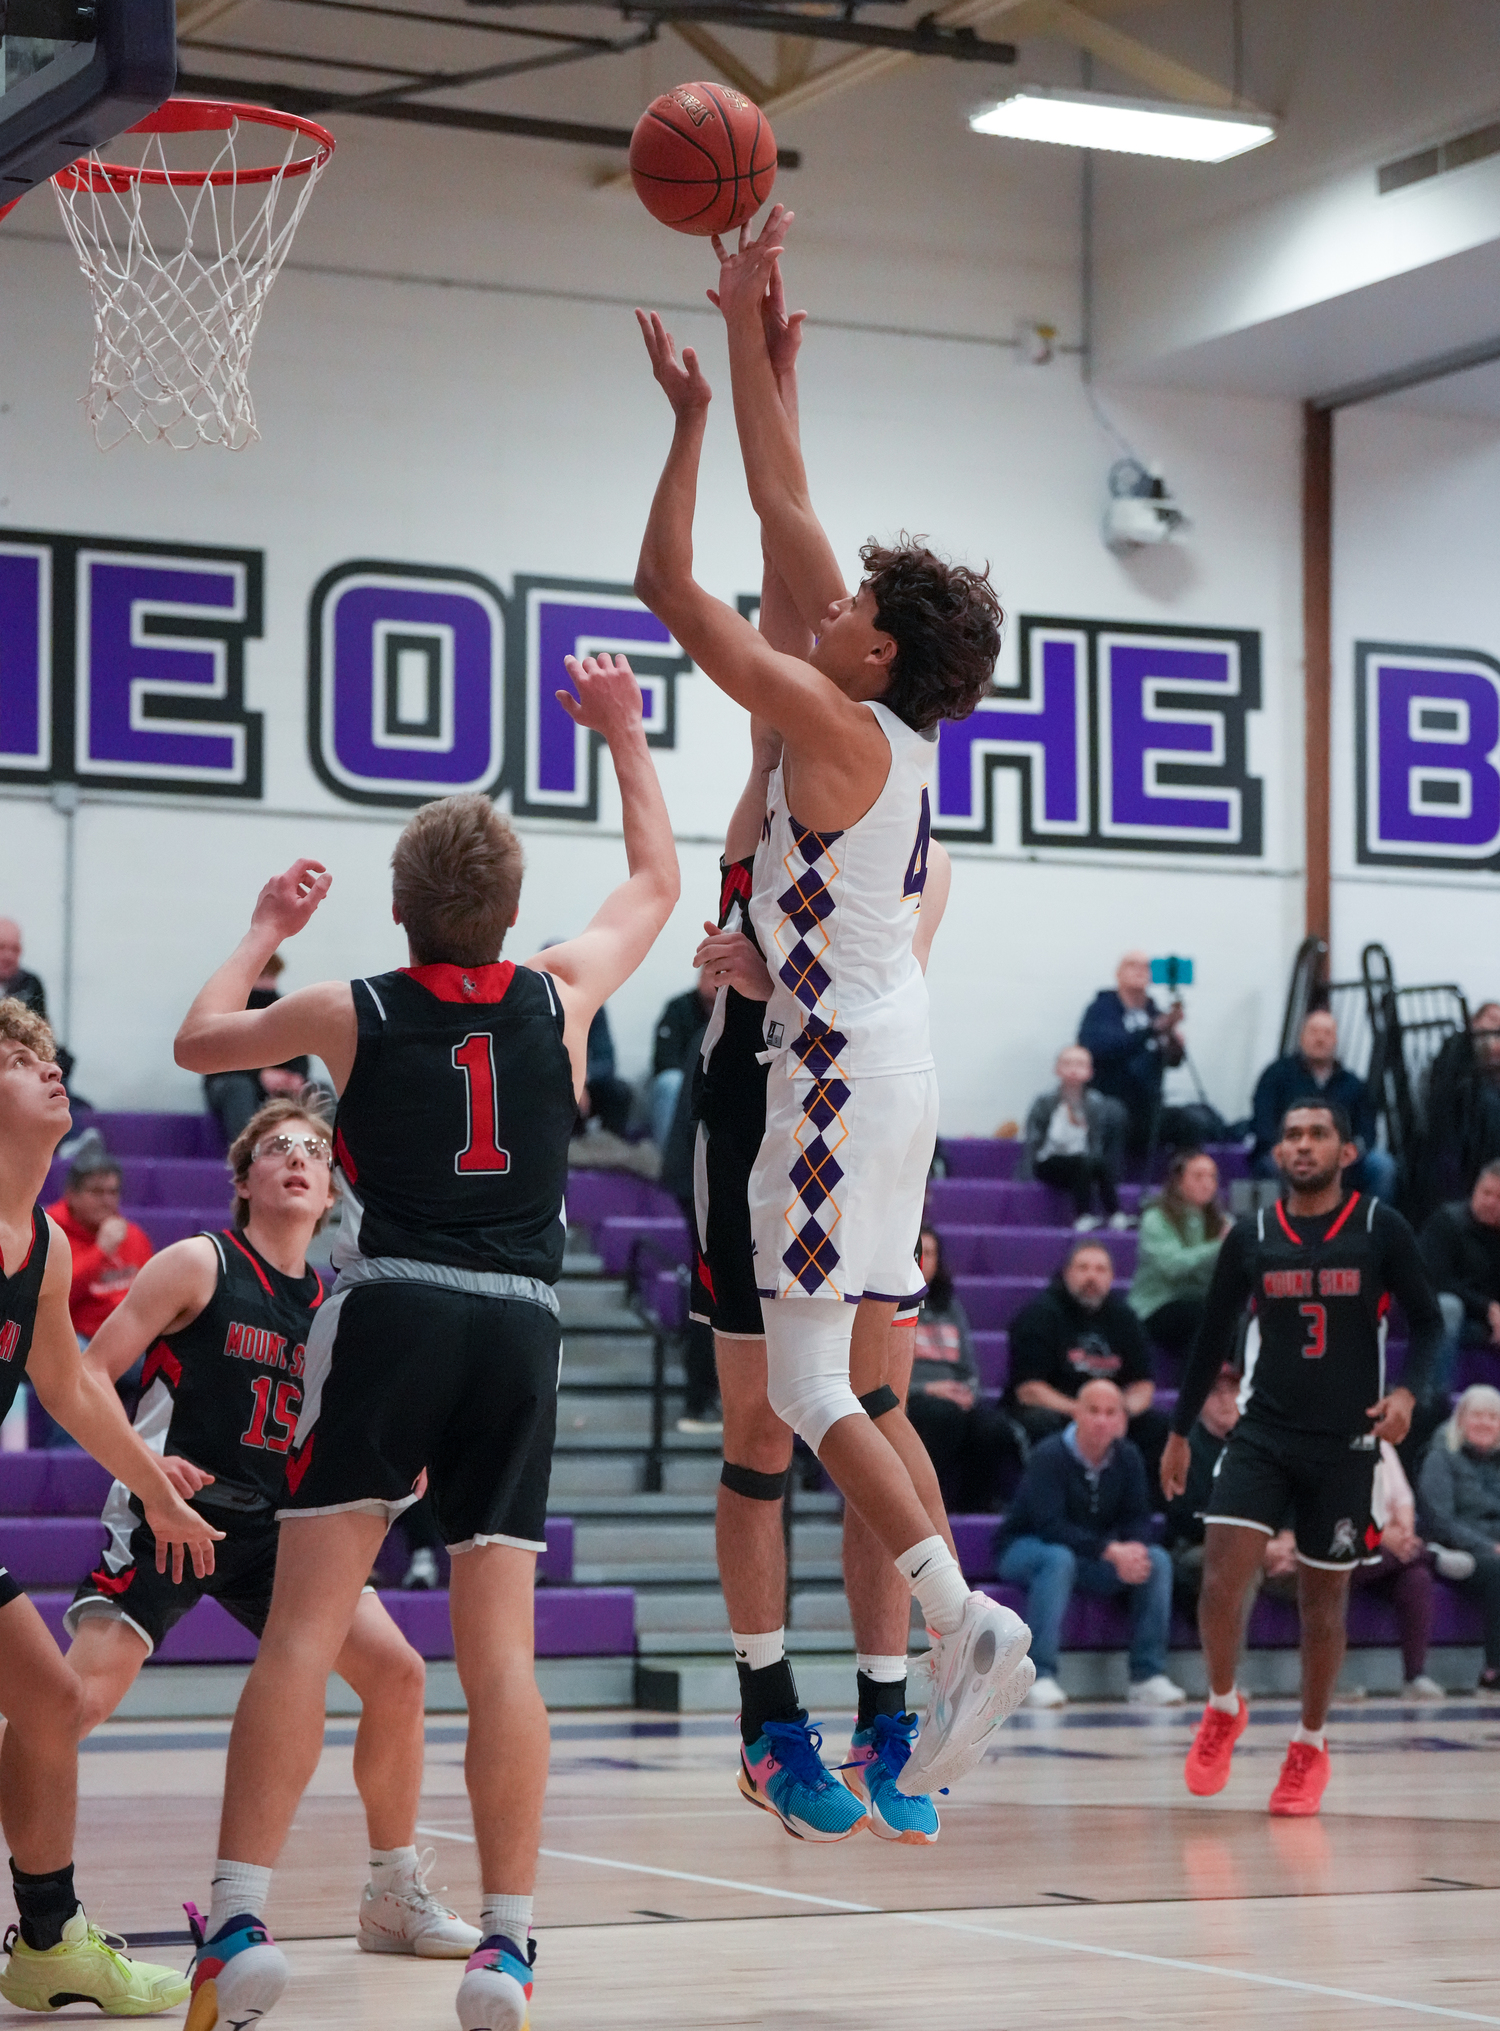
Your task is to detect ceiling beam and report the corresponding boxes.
[667,18,773,99]
[1038,0,1267,111]
[754,0,1032,121]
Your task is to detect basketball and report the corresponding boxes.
[629,81,777,236]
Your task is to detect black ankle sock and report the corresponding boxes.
[737,1658,801,1745]
[10,1860,78,1952]
[856,1671,908,1729]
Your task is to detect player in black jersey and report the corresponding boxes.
[63,1094,478,1960]
[172,653,678,2031]
[1161,1099,1444,1816]
[0,998,220,2015]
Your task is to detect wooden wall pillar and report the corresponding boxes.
[1302,401,1333,948]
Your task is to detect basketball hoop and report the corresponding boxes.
[51,98,334,451]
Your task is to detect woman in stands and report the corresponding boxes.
[64,1093,480,1960]
[1128,1150,1229,1378]
[0,997,217,2016]
[1418,1383,1500,1695]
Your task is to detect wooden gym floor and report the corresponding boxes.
[35,1695,1500,2029]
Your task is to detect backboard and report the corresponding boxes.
[0,0,175,219]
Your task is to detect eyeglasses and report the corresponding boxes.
[254,1132,333,1166]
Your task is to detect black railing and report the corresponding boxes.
[624,1230,687,1495]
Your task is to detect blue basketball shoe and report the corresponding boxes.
[737,1716,869,1841]
[841,1712,941,1844]
[184,1905,287,2031]
[456,1932,534,2031]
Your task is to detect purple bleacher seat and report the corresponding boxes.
[565,1171,677,1233]
[644,1269,688,1333]
[0,1516,105,1585]
[937,1225,1137,1278]
[1456,1345,1500,1389]
[952,1275,1046,1331]
[535,1587,635,1655]
[1204,1142,1250,1181]
[0,1452,112,1516]
[596,1215,692,1279]
[123,1206,226,1251]
[67,1112,226,1160]
[950,1513,998,1579]
[969,1331,1009,1393]
[940,1139,1024,1180]
[926,1178,1144,1229]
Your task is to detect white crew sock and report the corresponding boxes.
[480,1894,533,1945]
[732,1627,786,1672]
[1208,1687,1240,1715]
[209,1861,272,1938]
[368,1845,420,1890]
[895,1536,970,1636]
[1293,1723,1326,1750]
[856,1653,908,1682]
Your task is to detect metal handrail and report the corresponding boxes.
[624,1228,691,1495]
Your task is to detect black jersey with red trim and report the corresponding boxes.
[1173,1193,1444,1442]
[691,857,771,1143]
[0,1209,48,1423]
[333,962,575,1281]
[136,1228,323,1511]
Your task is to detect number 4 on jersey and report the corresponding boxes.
[453,1032,512,1175]
[903,786,932,904]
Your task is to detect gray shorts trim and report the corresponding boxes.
[275,1494,420,1526]
[331,1253,559,1317]
[65,1597,155,1656]
[1201,1514,1274,1535]
[447,1531,547,1556]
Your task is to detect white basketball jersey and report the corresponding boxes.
[749,699,935,1080]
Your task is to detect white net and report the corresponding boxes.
[51,113,330,451]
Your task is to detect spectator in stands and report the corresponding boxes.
[1129,1150,1228,1373]
[1078,950,1184,1155]
[1350,1440,1465,1701]
[202,952,311,1146]
[649,970,716,1147]
[1164,1363,1242,1600]
[1420,1161,1500,1395]
[1006,1238,1170,1487]
[1020,1046,1128,1231]
[905,1228,1021,1511]
[1418,1384,1500,1695]
[996,1378,1185,1708]
[577,1004,634,1139]
[1423,1003,1500,1198]
[1249,1010,1396,1198]
[1,919,80,1094]
[39,1155,153,1447]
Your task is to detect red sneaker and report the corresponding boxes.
[1184,1696,1249,1796]
[1269,1739,1330,1816]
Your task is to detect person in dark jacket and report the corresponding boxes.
[1077,950,1184,1154]
[1005,1239,1170,1486]
[1417,1385,1500,1692]
[1420,1162,1500,1395]
[0,918,79,1095]
[1020,1046,1128,1229]
[996,1380,1184,1708]
[649,970,715,1146]
[1250,1011,1395,1198]
[905,1229,1022,1510]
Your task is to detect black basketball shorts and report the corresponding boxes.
[66,1506,280,1655]
[1206,1420,1382,1570]
[281,1281,561,1553]
[690,1118,766,1340]
[0,1566,24,1614]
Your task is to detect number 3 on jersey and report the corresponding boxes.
[453,1032,512,1175]
[1299,1302,1327,1359]
[903,786,932,904]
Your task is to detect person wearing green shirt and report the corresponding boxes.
[1128,1151,1228,1373]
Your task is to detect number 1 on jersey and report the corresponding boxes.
[453,1032,512,1175]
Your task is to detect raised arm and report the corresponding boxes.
[709,209,846,631]
[525,652,679,1093]
[29,1223,222,1579]
[174,862,356,1090]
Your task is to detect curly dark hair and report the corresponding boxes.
[860,536,1003,733]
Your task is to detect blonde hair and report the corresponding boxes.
[0,998,56,1063]
[227,1090,335,1233]
[391,794,524,967]
[1449,1383,1500,1449]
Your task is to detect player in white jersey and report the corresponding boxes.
[634,209,1035,1796]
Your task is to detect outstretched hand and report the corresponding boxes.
[558,652,644,741]
[636,309,711,417]
[708,204,795,327]
[250,860,331,944]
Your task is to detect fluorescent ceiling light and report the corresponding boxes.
[970,85,1276,162]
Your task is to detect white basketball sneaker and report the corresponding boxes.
[358,1850,482,1958]
[896,1592,1033,1797]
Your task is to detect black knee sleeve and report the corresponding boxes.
[720,1460,790,1502]
[858,1383,901,1420]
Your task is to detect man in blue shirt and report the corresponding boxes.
[1250,1011,1396,1198]
[1079,951,1184,1154]
[995,1379,1184,1709]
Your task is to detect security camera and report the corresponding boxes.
[1103,459,1188,552]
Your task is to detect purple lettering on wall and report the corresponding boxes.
[1099,637,1241,842]
[74,545,263,795]
[935,628,1088,839]
[1357,644,1500,867]
[510,578,690,820]
[0,544,49,775]
[308,566,505,806]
